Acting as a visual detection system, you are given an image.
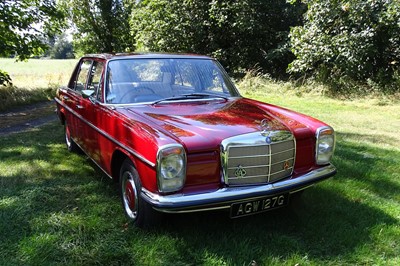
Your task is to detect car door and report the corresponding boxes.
[61,58,93,149]
[80,59,106,162]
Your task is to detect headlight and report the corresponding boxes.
[315,126,335,165]
[156,144,186,193]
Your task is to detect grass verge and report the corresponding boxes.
[0,86,56,112]
[1,87,399,265]
[0,58,77,111]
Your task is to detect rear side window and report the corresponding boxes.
[87,61,104,101]
[74,60,92,92]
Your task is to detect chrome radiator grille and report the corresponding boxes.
[221,131,295,186]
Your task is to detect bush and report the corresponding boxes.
[131,0,305,78]
[289,0,400,93]
[0,70,12,87]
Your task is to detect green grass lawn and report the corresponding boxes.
[1,88,399,265]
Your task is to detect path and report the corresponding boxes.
[0,101,57,136]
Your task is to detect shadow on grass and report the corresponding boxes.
[136,131,400,264]
[335,131,400,199]
[0,124,123,265]
[150,189,398,264]
[0,126,399,265]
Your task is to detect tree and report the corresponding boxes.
[49,34,75,59]
[0,0,65,85]
[289,0,400,92]
[131,0,305,77]
[62,0,134,54]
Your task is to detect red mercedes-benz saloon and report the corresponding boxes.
[55,53,336,227]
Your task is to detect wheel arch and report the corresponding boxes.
[111,149,135,183]
[110,148,157,192]
[57,106,66,125]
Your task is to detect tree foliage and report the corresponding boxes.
[0,0,65,60]
[131,0,305,77]
[62,0,134,54]
[0,70,12,87]
[289,0,400,91]
[49,34,75,59]
[0,0,65,85]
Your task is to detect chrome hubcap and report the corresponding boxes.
[122,171,138,220]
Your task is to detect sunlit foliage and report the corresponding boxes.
[289,0,400,92]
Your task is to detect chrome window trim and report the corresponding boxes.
[102,57,241,105]
[55,98,155,168]
[101,97,239,107]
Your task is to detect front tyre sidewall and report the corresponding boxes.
[119,159,158,227]
[120,163,139,221]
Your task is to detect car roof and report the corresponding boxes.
[82,53,212,61]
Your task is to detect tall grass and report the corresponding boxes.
[236,70,400,103]
[0,58,77,89]
[0,58,77,111]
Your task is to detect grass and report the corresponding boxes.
[0,58,77,89]
[0,58,77,111]
[0,69,400,264]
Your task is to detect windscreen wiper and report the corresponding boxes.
[152,93,228,105]
[182,93,229,100]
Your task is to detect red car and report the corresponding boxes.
[55,53,336,227]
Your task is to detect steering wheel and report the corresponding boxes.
[119,87,156,103]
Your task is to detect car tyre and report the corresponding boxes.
[64,121,79,152]
[119,159,161,228]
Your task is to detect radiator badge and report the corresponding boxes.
[234,165,247,178]
[260,119,272,144]
[283,160,290,170]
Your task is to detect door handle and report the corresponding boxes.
[76,105,84,109]
[62,96,70,100]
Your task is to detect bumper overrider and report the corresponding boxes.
[141,164,336,214]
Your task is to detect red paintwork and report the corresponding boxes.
[56,54,331,196]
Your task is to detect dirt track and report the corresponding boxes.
[0,101,57,136]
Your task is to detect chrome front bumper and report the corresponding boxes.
[141,164,336,213]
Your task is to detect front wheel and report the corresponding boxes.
[119,159,161,228]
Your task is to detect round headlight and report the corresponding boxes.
[160,153,184,179]
[157,145,186,192]
[316,127,335,165]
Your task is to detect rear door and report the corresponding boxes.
[62,58,93,149]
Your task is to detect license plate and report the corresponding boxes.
[230,193,289,218]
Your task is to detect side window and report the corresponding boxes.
[74,60,92,92]
[87,61,104,101]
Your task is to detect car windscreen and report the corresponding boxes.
[105,58,240,104]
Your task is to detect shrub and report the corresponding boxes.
[0,70,12,87]
[131,0,305,78]
[289,0,400,93]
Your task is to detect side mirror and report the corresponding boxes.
[82,90,95,99]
